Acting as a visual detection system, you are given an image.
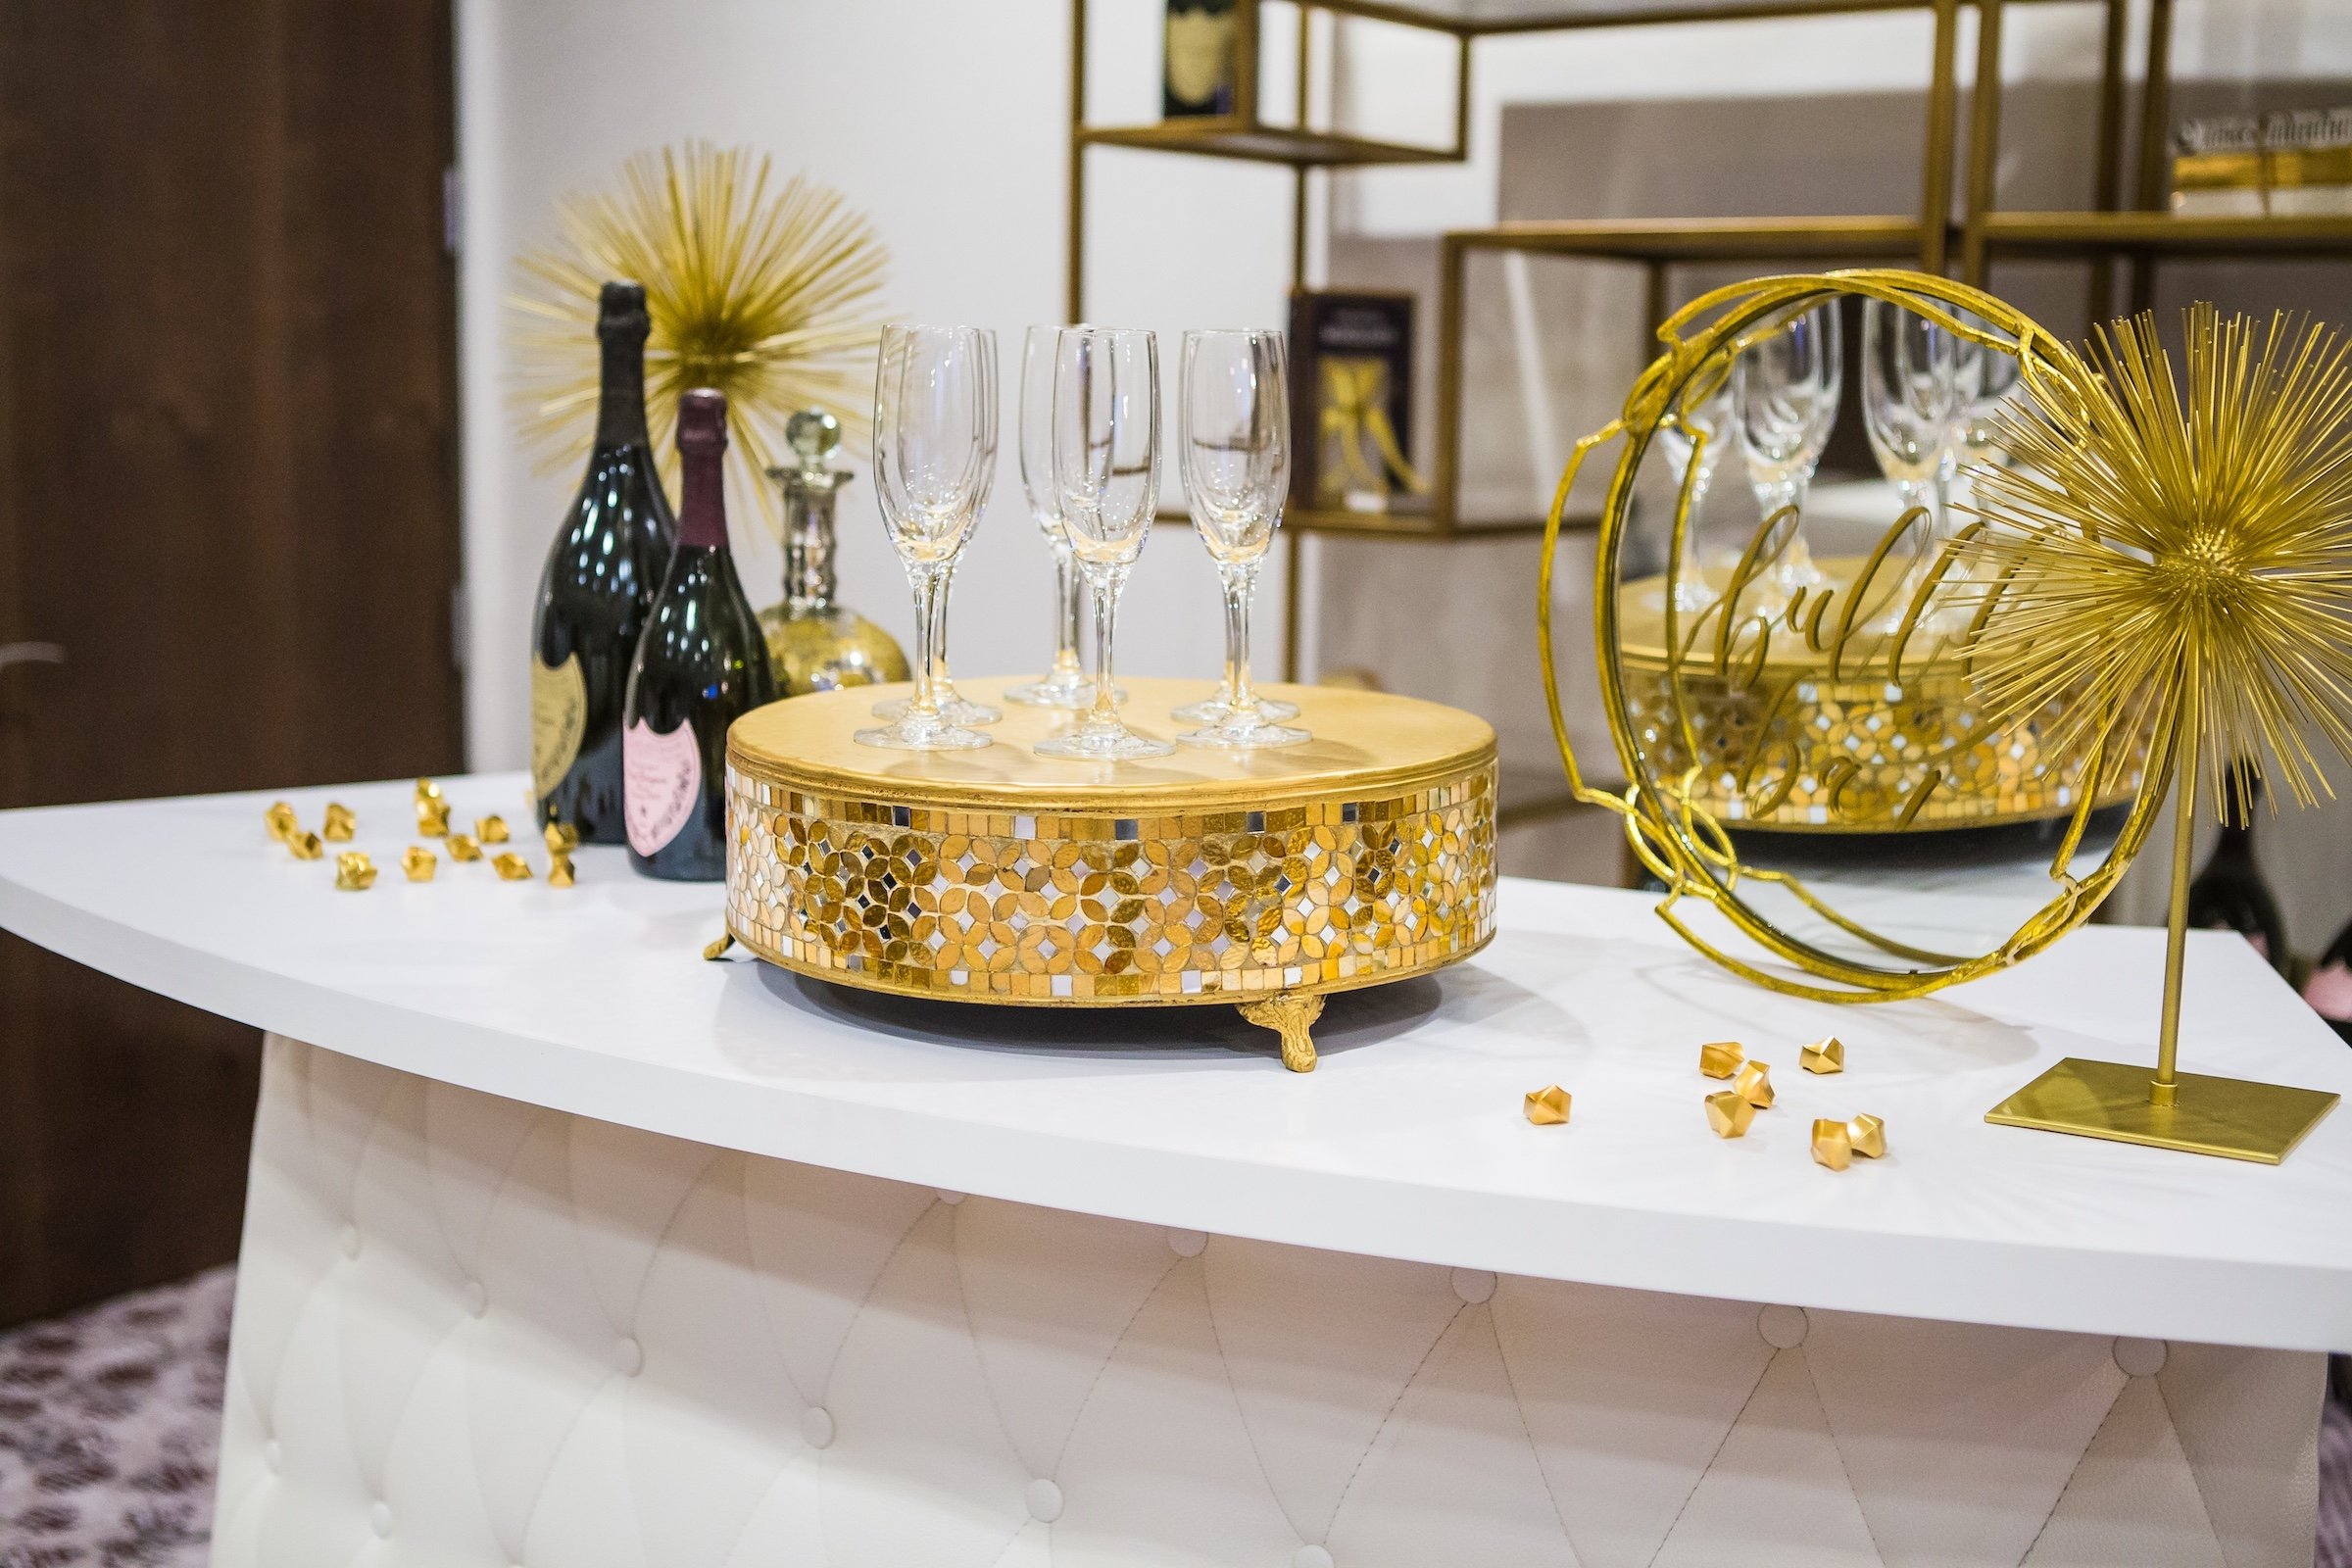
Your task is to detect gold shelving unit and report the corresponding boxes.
[1066,0,2352,818]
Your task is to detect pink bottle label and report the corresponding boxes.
[2306,961,2352,1022]
[623,718,701,856]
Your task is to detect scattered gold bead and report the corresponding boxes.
[402,846,436,882]
[1811,1118,1853,1170]
[1706,1090,1757,1139]
[548,853,575,888]
[1699,1041,1744,1079]
[322,802,357,842]
[492,852,532,881]
[475,814,510,844]
[1522,1084,1572,1125]
[703,932,736,960]
[333,852,376,891]
[288,831,323,861]
[543,820,580,855]
[446,833,481,862]
[1734,1060,1775,1108]
[265,801,298,843]
[416,799,451,838]
[1849,1113,1887,1159]
[415,777,443,804]
[1801,1036,1845,1074]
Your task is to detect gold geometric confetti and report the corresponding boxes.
[548,854,575,888]
[265,801,298,843]
[334,852,377,891]
[447,834,482,862]
[1699,1041,1744,1079]
[492,852,533,881]
[416,798,451,838]
[1848,1113,1887,1159]
[1800,1036,1845,1075]
[543,820,580,855]
[402,846,436,882]
[476,814,510,844]
[289,831,324,861]
[1522,1084,1572,1125]
[415,777,444,804]
[1706,1090,1757,1139]
[1734,1061,1775,1109]
[1811,1118,1853,1170]
[322,802,357,842]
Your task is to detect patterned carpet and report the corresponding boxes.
[0,1268,2345,1565]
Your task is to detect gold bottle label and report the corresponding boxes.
[1165,9,1234,111]
[531,653,588,802]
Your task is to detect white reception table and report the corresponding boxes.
[2,774,2347,1566]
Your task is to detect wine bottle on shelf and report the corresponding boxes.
[2184,759,2288,972]
[2304,915,2352,1046]
[531,281,676,843]
[622,388,777,881]
[1162,0,1238,120]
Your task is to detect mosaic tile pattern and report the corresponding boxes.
[724,766,1497,1003]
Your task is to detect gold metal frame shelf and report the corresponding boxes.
[723,679,1498,1070]
[1079,120,1459,167]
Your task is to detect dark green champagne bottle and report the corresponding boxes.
[531,281,675,843]
[2185,760,2288,973]
[622,388,776,881]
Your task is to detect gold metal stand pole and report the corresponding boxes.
[2151,684,2199,1107]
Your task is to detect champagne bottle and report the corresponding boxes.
[530,281,676,843]
[622,388,776,880]
[2303,915,2352,1046]
[1163,0,1237,120]
[2184,760,2288,972]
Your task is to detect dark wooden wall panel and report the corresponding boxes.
[0,0,459,1328]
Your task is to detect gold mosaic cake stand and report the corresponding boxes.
[724,678,1498,1070]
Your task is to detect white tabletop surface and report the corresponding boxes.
[3,774,2348,1352]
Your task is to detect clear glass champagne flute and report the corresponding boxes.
[1005,325,1101,709]
[1860,298,1960,632]
[1173,328,1307,748]
[1034,327,1173,760]
[1735,303,1841,611]
[856,323,996,751]
[874,562,1003,725]
[1657,354,1737,612]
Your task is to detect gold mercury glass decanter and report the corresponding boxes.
[760,409,910,695]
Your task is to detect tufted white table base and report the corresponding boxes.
[212,1037,2321,1567]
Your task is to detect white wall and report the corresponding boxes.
[457,0,1294,773]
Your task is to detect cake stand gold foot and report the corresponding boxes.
[1240,991,1324,1073]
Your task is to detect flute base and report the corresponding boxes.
[1173,692,1299,723]
[1005,668,1117,710]
[1984,1056,2339,1164]
[854,716,993,752]
[873,691,1001,726]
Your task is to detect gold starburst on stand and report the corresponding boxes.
[1956,303,2352,816]
[510,141,888,539]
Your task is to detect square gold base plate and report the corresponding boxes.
[1985,1057,2340,1164]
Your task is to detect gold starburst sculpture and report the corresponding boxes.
[1965,304,2352,1162]
[510,140,888,540]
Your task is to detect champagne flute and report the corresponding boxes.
[1035,327,1173,760]
[1005,325,1101,709]
[1735,303,1841,609]
[1656,353,1737,612]
[856,323,996,751]
[1173,328,1307,748]
[1860,298,1960,631]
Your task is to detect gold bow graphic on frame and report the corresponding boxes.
[1319,358,1428,500]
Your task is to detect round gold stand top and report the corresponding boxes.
[726,678,1496,815]
[722,677,1500,1015]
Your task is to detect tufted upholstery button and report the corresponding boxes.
[1295,1545,1335,1568]
[339,1224,362,1260]
[1025,1478,1064,1523]
[801,1406,836,1449]
[1759,1304,1809,1349]
[615,1335,643,1376]
[2113,1336,2168,1378]
[935,1188,965,1205]
[1450,1268,1496,1304]
[368,1500,392,1538]
[264,1440,282,1475]
[464,1280,487,1318]
[1167,1228,1208,1258]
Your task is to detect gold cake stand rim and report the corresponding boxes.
[727,677,1498,814]
[725,921,1497,1009]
